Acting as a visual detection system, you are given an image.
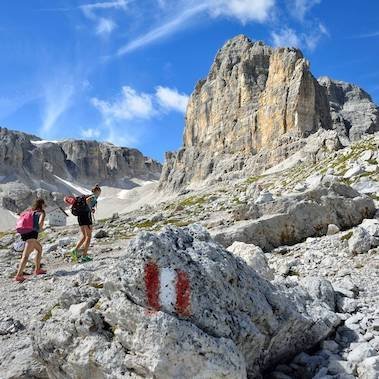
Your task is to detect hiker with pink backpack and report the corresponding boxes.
[14,198,47,283]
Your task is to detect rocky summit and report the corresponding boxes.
[159,35,379,191]
[0,34,379,379]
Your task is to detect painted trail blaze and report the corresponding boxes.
[144,262,160,311]
[144,262,191,317]
[175,270,191,317]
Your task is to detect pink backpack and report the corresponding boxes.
[16,210,35,234]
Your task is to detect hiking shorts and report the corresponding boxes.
[21,231,39,241]
[78,212,92,227]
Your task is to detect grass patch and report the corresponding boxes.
[42,304,60,321]
[132,220,158,229]
[90,282,104,289]
[38,231,48,241]
[177,195,208,208]
[0,231,12,239]
[244,175,263,185]
[340,231,353,241]
[367,159,378,165]
[163,218,193,227]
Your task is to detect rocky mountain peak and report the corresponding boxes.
[160,35,332,191]
[159,35,378,191]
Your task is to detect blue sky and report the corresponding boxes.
[0,0,378,162]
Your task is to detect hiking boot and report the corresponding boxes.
[70,248,79,263]
[79,255,93,263]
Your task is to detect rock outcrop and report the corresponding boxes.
[318,77,379,144]
[159,35,378,191]
[212,179,376,250]
[32,225,340,378]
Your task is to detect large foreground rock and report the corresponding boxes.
[212,180,375,250]
[33,225,340,378]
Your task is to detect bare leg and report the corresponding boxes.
[33,240,43,272]
[75,227,87,250]
[82,226,92,256]
[15,240,34,278]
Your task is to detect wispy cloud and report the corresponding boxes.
[81,128,101,139]
[80,1,128,37]
[41,81,75,134]
[0,91,41,119]
[271,23,328,51]
[289,0,321,21]
[117,4,207,55]
[352,31,379,39]
[40,75,90,135]
[96,17,117,35]
[117,0,276,55]
[80,0,128,18]
[271,27,301,48]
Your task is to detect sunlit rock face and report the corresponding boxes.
[159,35,332,190]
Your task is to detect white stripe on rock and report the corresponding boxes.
[159,267,176,311]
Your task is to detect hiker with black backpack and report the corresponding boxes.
[69,185,101,263]
[14,199,47,283]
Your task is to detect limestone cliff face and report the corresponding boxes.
[318,77,379,144]
[59,140,161,184]
[159,35,332,191]
[0,127,162,189]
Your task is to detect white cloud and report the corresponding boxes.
[208,0,275,24]
[271,28,301,48]
[92,85,188,125]
[81,128,101,139]
[117,0,276,55]
[96,17,117,35]
[91,86,155,124]
[155,86,189,113]
[271,23,328,51]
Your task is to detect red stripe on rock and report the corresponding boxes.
[144,263,160,311]
[176,270,191,317]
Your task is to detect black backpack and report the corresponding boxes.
[71,195,89,216]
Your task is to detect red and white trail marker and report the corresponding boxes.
[144,262,191,317]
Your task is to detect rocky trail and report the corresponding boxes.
[1,132,379,378]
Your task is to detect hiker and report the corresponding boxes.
[71,184,101,263]
[14,199,47,282]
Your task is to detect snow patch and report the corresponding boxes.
[31,140,59,145]
[53,176,91,195]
